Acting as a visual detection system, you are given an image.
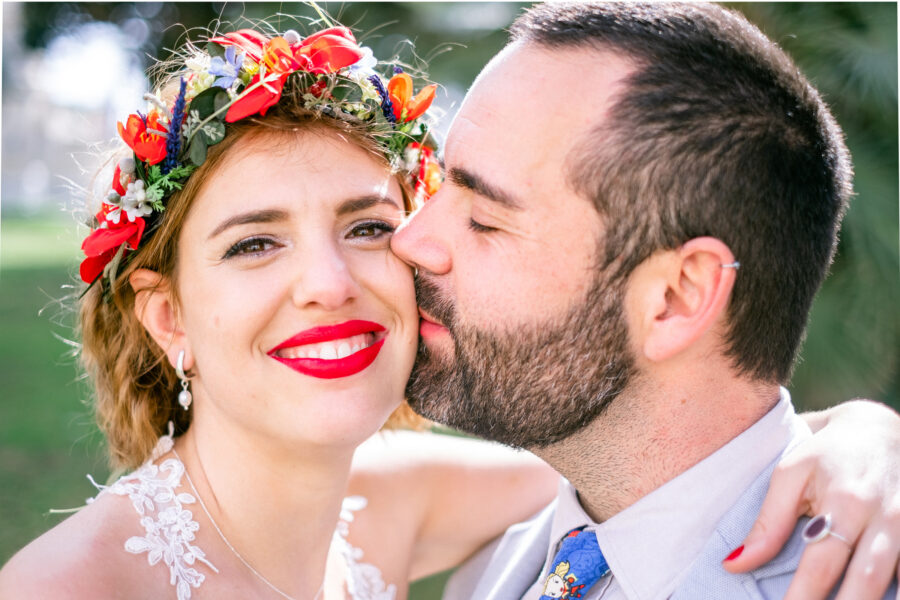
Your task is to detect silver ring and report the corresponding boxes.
[801,513,851,547]
[175,350,188,380]
[721,261,741,269]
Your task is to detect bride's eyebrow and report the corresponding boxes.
[336,195,401,216]
[207,209,290,240]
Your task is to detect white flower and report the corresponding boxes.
[185,53,210,73]
[122,180,153,221]
[106,206,123,225]
[283,29,302,45]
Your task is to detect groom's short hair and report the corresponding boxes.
[511,2,852,384]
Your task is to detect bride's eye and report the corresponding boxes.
[222,236,281,259]
[347,221,395,240]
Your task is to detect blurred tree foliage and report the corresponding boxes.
[731,3,899,410]
[18,1,898,408]
[20,2,524,95]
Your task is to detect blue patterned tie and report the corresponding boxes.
[538,527,610,599]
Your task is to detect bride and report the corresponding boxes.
[1,16,898,600]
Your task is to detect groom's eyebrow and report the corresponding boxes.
[448,167,523,211]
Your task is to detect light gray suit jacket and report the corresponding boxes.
[444,460,897,599]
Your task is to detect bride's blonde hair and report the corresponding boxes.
[79,75,425,470]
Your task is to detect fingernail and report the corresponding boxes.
[724,545,744,561]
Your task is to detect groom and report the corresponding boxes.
[392,3,897,599]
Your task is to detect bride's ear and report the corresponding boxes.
[130,269,190,368]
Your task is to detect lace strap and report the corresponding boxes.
[88,429,217,600]
[335,496,397,600]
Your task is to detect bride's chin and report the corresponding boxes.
[242,398,401,451]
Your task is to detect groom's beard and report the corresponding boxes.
[405,270,635,449]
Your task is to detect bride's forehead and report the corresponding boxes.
[192,133,401,215]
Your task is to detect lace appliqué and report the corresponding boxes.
[88,427,218,600]
[335,496,397,600]
[87,428,392,600]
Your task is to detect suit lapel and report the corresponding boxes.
[471,501,557,600]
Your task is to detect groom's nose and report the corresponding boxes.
[391,191,453,276]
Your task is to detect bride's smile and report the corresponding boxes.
[268,320,388,378]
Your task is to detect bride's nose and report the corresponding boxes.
[290,240,360,311]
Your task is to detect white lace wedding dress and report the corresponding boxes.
[88,429,396,600]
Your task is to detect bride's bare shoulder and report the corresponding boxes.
[0,491,159,599]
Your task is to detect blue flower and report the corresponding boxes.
[209,45,243,89]
[161,78,187,174]
[368,75,396,124]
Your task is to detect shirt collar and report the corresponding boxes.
[544,387,811,600]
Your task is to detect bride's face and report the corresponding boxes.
[174,129,418,448]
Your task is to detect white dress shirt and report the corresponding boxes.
[522,388,810,600]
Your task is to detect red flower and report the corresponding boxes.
[293,27,364,74]
[211,27,363,74]
[218,28,365,122]
[111,164,127,196]
[224,36,296,122]
[388,73,436,122]
[117,113,167,165]
[79,209,146,284]
[225,73,287,122]
[209,29,269,62]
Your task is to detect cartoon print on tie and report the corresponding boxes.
[539,529,610,600]
[540,561,582,598]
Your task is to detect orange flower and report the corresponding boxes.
[263,36,302,75]
[117,112,167,165]
[388,73,436,122]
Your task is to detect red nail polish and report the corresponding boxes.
[725,545,744,561]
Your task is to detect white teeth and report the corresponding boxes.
[277,332,378,361]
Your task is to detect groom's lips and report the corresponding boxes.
[418,309,449,339]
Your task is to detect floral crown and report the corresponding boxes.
[80,23,443,287]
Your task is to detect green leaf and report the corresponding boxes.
[134,155,148,180]
[200,120,226,145]
[168,165,196,181]
[206,42,226,59]
[330,82,364,104]
[190,87,229,120]
[189,137,208,166]
[214,91,230,114]
[145,186,164,204]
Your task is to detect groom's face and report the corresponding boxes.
[391,44,639,447]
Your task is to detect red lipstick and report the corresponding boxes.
[268,320,387,380]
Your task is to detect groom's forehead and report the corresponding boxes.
[444,43,634,203]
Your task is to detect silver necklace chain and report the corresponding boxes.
[172,448,325,600]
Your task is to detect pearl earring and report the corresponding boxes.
[175,350,192,411]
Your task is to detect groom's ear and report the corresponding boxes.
[130,269,192,370]
[626,237,737,363]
